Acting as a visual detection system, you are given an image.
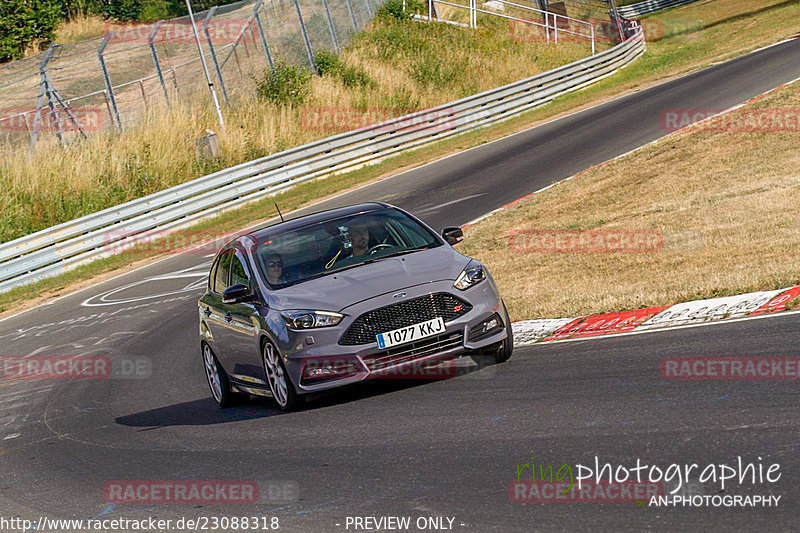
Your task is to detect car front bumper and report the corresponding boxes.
[278,278,509,394]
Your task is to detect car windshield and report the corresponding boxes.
[255,208,442,288]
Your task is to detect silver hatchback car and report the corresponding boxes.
[199,202,513,410]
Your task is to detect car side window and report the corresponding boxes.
[208,256,219,292]
[230,252,251,288]
[213,251,232,294]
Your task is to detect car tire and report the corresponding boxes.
[262,340,303,411]
[470,307,514,367]
[202,343,238,408]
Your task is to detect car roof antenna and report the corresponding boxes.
[275,203,285,223]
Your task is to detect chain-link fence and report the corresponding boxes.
[0,0,383,151]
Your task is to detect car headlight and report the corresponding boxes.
[454,260,486,290]
[281,310,344,329]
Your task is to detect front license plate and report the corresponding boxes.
[376,317,446,349]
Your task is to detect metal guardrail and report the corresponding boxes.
[618,0,698,18]
[0,29,645,294]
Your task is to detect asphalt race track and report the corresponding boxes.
[0,37,798,532]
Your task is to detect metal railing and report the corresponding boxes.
[424,0,597,54]
[618,0,698,18]
[0,29,645,294]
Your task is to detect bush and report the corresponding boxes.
[314,50,340,76]
[255,63,312,106]
[314,50,375,89]
[0,0,62,62]
[377,0,424,21]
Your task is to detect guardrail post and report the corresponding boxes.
[148,20,170,105]
[345,0,359,31]
[253,0,275,70]
[321,0,341,53]
[98,34,123,131]
[293,0,317,73]
[203,7,230,106]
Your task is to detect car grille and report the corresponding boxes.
[360,331,464,372]
[338,292,472,345]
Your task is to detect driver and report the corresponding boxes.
[264,253,285,285]
[349,220,371,257]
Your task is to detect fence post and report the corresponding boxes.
[148,20,170,105]
[30,45,57,153]
[253,0,275,70]
[554,13,558,42]
[184,0,225,131]
[203,7,230,106]
[98,34,123,131]
[428,0,432,21]
[293,0,317,72]
[345,0,359,31]
[321,0,340,53]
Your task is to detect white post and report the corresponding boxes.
[545,12,549,42]
[591,24,595,55]
[428,0,432,21]
[554,13,558,42]
[185,0,225,132]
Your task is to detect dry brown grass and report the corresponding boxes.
[55,14,108,44]
[461,80,800,321]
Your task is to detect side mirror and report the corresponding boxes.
[442,227,463,246]
[222,283,253,304]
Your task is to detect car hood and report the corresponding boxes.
[268,246,470,312]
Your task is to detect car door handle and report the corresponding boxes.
[224,313,232,322]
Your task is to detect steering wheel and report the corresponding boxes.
[367,243,394,255]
